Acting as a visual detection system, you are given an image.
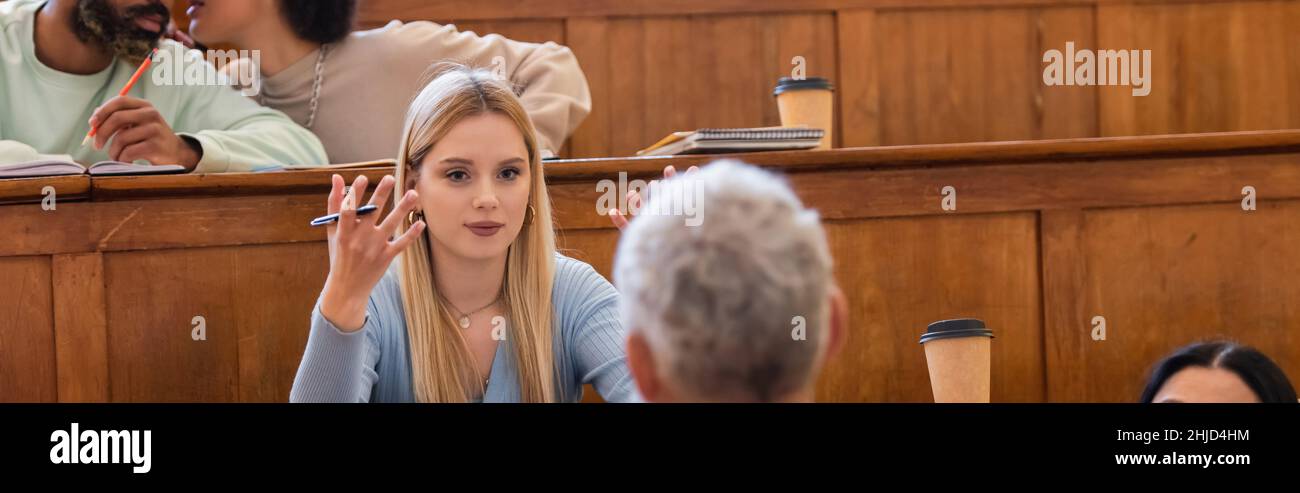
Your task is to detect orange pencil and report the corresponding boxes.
[81,48,158,147]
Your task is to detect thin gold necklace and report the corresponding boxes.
[440,292,501,329]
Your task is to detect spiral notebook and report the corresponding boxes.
[637,127,825,156]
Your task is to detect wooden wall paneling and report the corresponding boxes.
[52,253,110,402]
[357,0,1092,22]
[1098,1,1300,136]
[553,209,1046,403]
[0,195,326,257]
[547,152,1300,231]
[633,16,698,160]
[874,6,1098,145]
[234,243,330,402]
[569,17,651,158]
[565,18,615,158]
[837,9,881,147]
[706,13,837,146]
[1039,209,1091,402]
[555,228,620,280]
[567,13,836,158]
[1094,3,1138,137]
[103,242,333,402]
[105,248,241,402]
[0,256,56,402]
[1067,200,1300,401]
[1035,5,1100,139]
[167,0,1300,155]
[817,213,1044,402]
[762,13,840,146]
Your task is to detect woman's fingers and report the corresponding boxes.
[337,175,367,237]
[607,189,642,231]
[378,190,420,236]
[387,219,426,255]
[327,174,344,215]
[366,175,396,224]
[627,189,642,213]
[609,209,630,231]
[325,174,345,246]
[609,166,696,232]
[345,174,368,211]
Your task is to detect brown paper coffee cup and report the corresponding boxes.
[774,77,834,150]
[920,318,994,403]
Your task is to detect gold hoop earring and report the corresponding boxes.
[408,210,424,224]
[524,204,536,225]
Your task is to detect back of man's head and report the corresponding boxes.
[615,160,844,402]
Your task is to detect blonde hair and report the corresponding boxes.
[395,64,558,403]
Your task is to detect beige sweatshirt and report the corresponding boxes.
[250,20,592,163]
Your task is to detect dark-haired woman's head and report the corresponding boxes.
[1141,341,1297,403]
[188,0,357,47]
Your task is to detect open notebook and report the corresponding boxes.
[0,157,186,179]
[637,127,825,156]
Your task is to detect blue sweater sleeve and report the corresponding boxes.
[289,298,383,403]
[554,257,641,403]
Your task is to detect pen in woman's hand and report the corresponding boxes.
[311,204,379,227]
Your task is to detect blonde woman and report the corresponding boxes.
[291,65,634,403]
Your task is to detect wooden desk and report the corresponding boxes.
[3,129,1299,402]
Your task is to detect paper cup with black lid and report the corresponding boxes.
[920,318,994,403]
[774,77,834,150]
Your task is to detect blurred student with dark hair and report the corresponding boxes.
[1141,341,1297,403]
[613,160,847,402]
[185,0,591,162]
